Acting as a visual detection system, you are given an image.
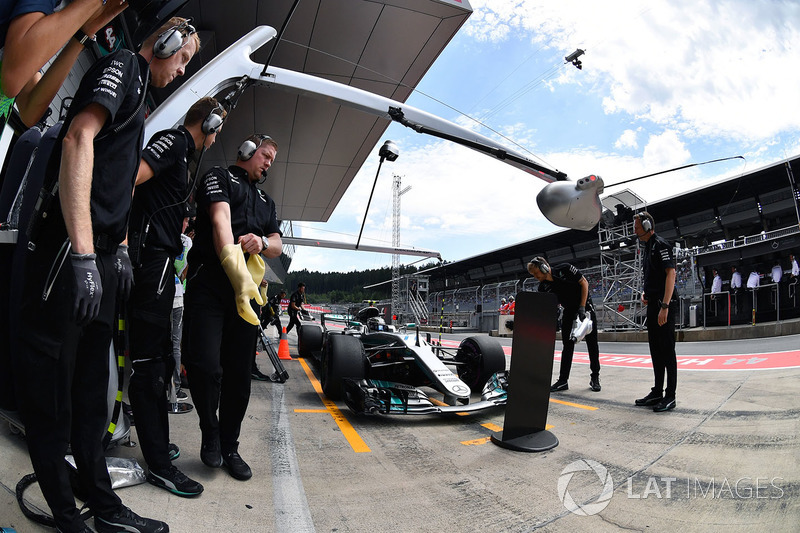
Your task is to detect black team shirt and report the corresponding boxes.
[190,165,281,275]
[46,49,148,245]
[537,263,589,312]
[129,125,195,257]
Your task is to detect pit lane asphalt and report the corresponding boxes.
[1,321,798,532]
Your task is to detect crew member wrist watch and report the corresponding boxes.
[261,236,269,252]
[660,301,670,309]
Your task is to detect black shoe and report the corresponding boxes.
[550,379,568,392]
[56,525,93,533]
[175,389,188,401]
[147,465,204,497]
[635,389,663,406]
[653,398,676,412]
[200,438,222,468]
[222,451,252,480]
[168,442,180,461]
[251,367,270,381]
[589,376,601,392]
[94,506,168,533]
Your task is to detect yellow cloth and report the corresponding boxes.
[220,244,261,325]
[247,253,266,305]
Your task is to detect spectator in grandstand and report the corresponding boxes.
[747,269,760,289]
[731,265,743,314]
[710,269,722,294]
[1,0,128,129]
[286,282,306,334]
[771,260,783,284]
[527,257,601,393]
[632,212,678,412]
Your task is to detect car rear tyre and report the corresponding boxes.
[298,324,323,358]
[322,334,365,400]
[455,336,506,390]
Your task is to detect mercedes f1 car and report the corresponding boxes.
[297,307,508,415]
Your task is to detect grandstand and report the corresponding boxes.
[399,155,800,332]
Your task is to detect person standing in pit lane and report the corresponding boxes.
[11,17,199,533]
[182,134,283,482]
[633,211,678,413]
[285,282,306,334]
[527,257,602,393]
[126,96,225,499]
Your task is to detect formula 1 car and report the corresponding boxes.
[297,307,508,415]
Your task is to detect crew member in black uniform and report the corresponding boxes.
[126,97,225,498]
[183,134,282,481]
[264,289,286,336]
[285,282,306,334]
[527,257,601,392]
[11,17,198,533]
[633,211,678,412]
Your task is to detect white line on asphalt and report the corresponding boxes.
[271,383,316,532]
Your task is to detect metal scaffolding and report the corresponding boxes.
[598,190,646,330]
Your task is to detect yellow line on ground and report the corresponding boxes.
[549,398,598,411]
[293,409,329,413]
[460,423,555,446]
[297,358,371,453]
[462,437,491,446]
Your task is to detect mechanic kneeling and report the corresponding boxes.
[182,134,282,481]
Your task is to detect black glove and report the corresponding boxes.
[114,244,133,300]
[577,305,586,321]
[71,252,103,325]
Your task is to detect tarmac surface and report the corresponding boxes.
[1,319,798,532]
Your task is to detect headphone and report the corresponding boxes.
[530,256,550,274]
[637,213,652,232]
[201,102,225,135]
[153,19,197,60]
[238,134,273,161]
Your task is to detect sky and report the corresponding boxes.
[289,0,800,275]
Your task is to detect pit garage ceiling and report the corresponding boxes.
[152,0,472,222]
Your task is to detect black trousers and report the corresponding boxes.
[285,310,301,333]
[11,225,121,531]
[646,301,677,399]
[558,304,600,381]
[183,264,257,453]
[127,250,176,472]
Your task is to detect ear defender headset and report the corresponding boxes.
[201,102,225,135]
[637,213,652,232]
[238,134,273,161]
[531,256,550,274]
[153,19,197,59]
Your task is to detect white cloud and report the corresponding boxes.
[615,129,638,150]
[464,0,800,143]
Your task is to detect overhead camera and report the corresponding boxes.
[565,48,585,70]
[379,140,399,162]
[127,0,191,52]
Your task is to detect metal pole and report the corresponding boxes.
[356,157,384,249]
